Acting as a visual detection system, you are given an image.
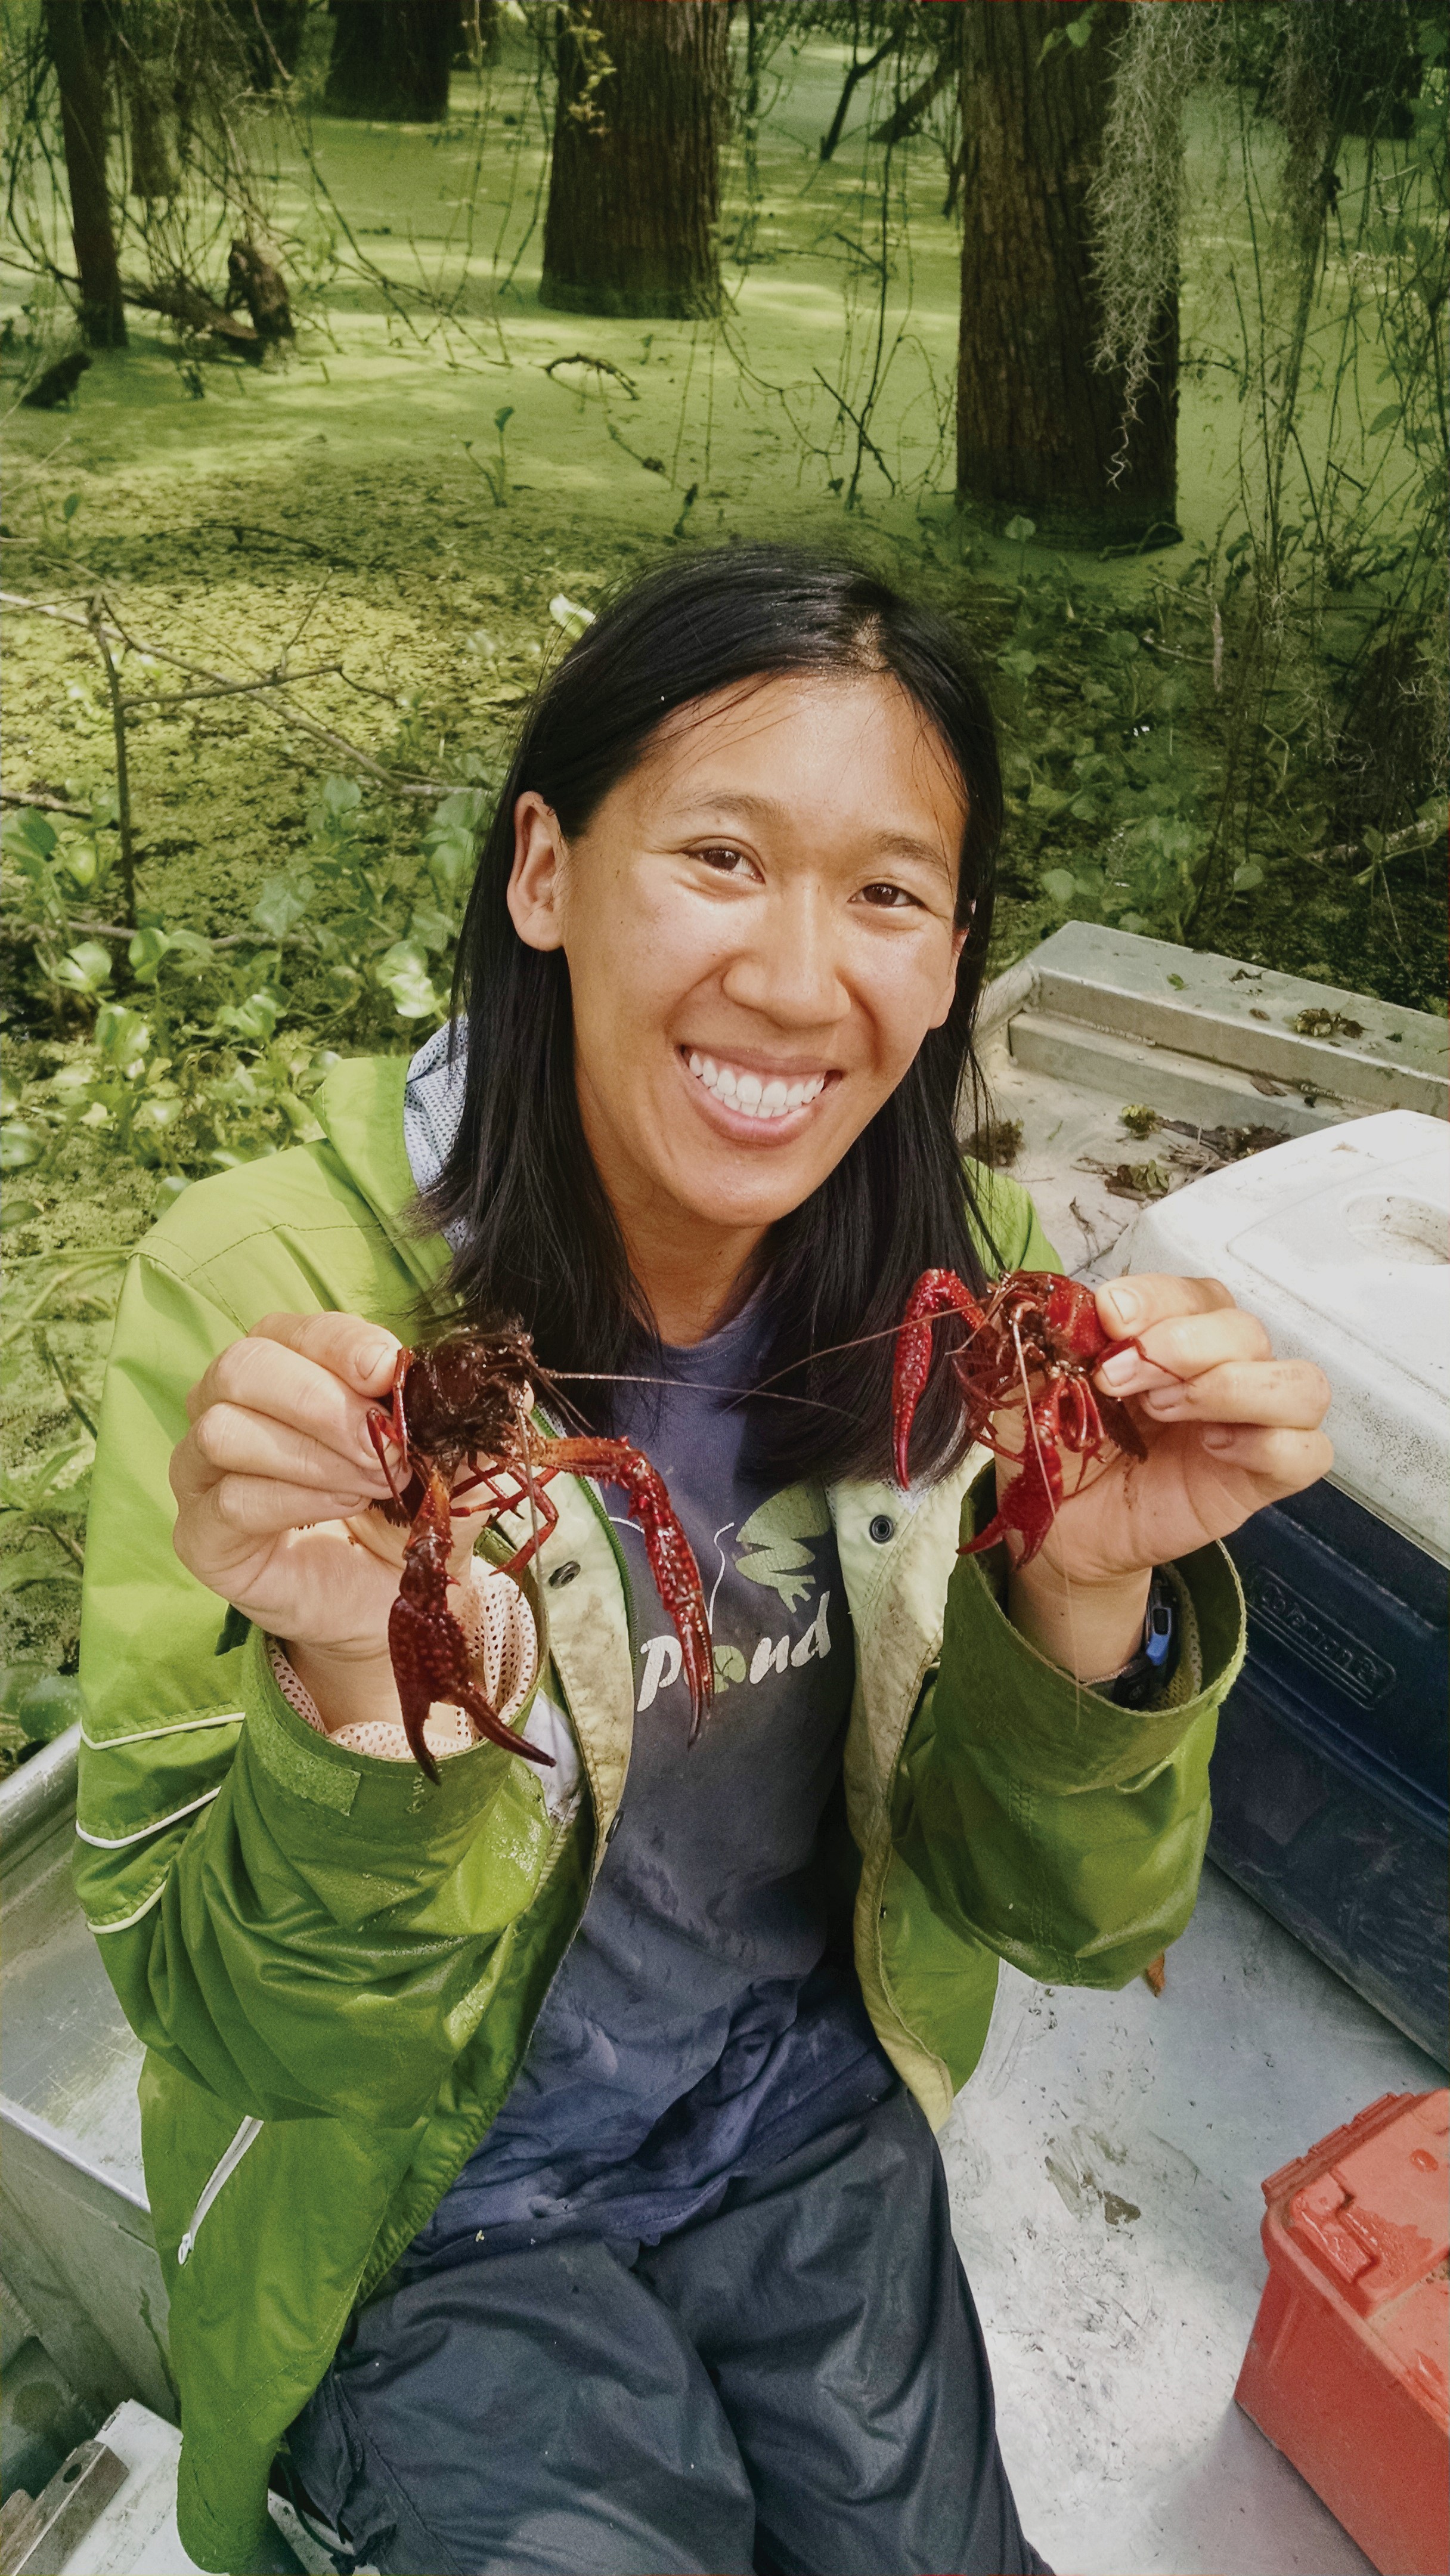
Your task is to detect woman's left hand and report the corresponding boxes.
[1005,1271,1333,1681]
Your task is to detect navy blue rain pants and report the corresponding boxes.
[288,2083,1051,2576]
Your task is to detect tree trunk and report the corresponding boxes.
[46,0,126,348]
[324,1,460,121]
[540,1,729,321]
[955,1,1177,545]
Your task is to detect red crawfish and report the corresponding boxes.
[891,1268,1149,1562]
[367,1323,712,1784]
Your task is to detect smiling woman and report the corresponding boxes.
[77,541,1332,2576]
[426,546,1006,1484]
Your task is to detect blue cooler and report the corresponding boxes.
[1216,1477,1446,2060]
[1120,1113,1449,2064]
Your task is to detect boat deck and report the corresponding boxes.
[953,1859,1437,2576]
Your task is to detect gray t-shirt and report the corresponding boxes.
[399,1030,895,2265]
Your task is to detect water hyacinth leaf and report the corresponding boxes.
[16,1673,85,1742]
[54,941,113,998]
[252,874,315,940]
[1003,516,1036,543]
[408,903,454,955]
[430,789,490,837]
[0,1123,45,1171]
[4,809,58,860]
[374,940,439,1020]
[1041,868,1079,909]
[1232,862,1265,891]
[57,837,103,891]
[999,647,1037,681]
[427,834,475,897]
[549,593,595,640]
[95,1004,153,1070]
[216,990,285,1043]
[0,1662,45,1716]
[128,926,176,982]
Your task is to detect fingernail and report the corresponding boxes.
[1203,1425,1234,1450]
[1144,1387,1185,1415]
[1100,1351,1137,1388]
[1108,1284,1140,1327]
[355,1340,394,1379]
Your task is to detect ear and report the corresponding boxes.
[925,921,971,1031]
[506,791,568,952]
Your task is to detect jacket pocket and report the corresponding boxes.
[176,2115,263,2266]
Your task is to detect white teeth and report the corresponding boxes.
[685,1053,829,1119]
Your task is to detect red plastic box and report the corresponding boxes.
[1235,2089,1449,2576]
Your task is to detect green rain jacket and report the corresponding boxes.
[75,1057,1244,2573]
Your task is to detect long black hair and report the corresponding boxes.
[422,543,1003,1488]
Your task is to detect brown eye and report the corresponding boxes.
[858,881,918,909]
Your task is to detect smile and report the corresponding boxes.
[684,1051,828,1122]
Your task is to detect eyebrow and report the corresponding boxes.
[671,791,955,875]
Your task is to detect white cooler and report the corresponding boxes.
[1118,1111,1449,2058]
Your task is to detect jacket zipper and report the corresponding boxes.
[176,2116,263,2265]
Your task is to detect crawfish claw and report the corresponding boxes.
[892,1269,988,1488]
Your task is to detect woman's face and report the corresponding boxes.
[507,671,970,1250]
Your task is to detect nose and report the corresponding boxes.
[720,878,850,1030]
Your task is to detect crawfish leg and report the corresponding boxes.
[489,1470,560,1581]
[893,1270,989,1488]
[959,1411,1065,1564]
[538,1438,714,1743]
[391,1469,552,1783]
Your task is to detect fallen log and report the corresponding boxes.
[120,274,262,358]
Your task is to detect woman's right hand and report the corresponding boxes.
[169,1312,421,1708]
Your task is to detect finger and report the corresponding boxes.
[1097,1305,1272,1397]
[171,1428,380,1530]
[190,1401,394,1498]
[250,1311,402,1397]
[187,1336,393,1479]
[1197,1423,1334,1495]
[185,1313,400,1426]
[203,1472,381,1542]
[1096,1273,1237,1344]
[1139,1355,1332,1430]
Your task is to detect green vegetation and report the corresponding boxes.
[2,5,1445,1719]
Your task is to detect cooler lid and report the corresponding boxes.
[1121,1111,1450,1563]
